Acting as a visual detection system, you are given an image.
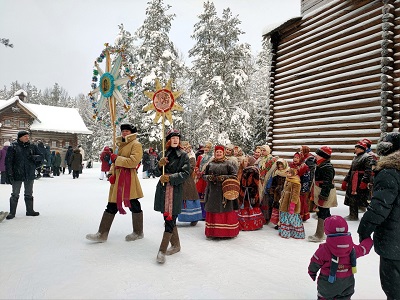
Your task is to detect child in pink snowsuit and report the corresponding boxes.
[308,215,373,299]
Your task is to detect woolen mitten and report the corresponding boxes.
[318,195,327,207]
[109,174,116,184]
[158,157,168,167]
[160,175,170,183]
[110,153,118,163]
[359,182,368,189]
[289,202,295,214]
[341,181,347,191]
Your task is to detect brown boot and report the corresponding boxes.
[86,212,115,242]
[308,218,324,242]
[125,212,144,241]
[166,226,181,255]
[157,232,172,264]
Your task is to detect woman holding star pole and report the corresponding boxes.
[153,129,190,264]
[143,78,188,264]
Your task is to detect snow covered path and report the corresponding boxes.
[0,163,385,299]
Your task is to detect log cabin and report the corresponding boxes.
[0,90,92,151]
[262,0,399,190]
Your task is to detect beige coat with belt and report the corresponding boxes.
[108,133,143,202]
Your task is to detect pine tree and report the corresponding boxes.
[129,0,186,146]
[188,2,252,149]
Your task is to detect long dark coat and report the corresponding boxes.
[142,150,150,172]
[154,147,190,215]
[70,149,82,171]
[5,140,43,181]
[358,150,400,260]
[344,152,373,208]
[203,159,237,213]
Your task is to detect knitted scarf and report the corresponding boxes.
[327,233,357,283]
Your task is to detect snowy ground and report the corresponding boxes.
[0,162,385,299]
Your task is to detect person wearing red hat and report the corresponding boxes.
[203,144,239,238]
[342,141,373,221]
[153,129,190,264]
[308,146,337,242]
[299,145,317,212]
[361,138,379,208]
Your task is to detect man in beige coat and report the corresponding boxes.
[86,123,144,242]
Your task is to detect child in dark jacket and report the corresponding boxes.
[308,215,373,299]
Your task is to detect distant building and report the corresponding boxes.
[0,89,92,149]
[262,0,399,189]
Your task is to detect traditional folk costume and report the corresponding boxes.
[178,142,202,225]
[203,145,239,238]
[278,168,305,239]
[289,152,312,221]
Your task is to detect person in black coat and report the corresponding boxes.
[5,131,43,220]
[65,145,73,174]
[358,132,400,300]
[153,129,190,264]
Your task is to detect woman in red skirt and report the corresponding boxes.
[203,145,239,238]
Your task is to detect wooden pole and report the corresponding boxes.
[162,112,165,185]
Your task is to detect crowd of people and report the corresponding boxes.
[2,125,400,299]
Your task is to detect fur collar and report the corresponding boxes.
[375,151,400,171]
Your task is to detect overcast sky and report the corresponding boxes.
[0,0,301,97]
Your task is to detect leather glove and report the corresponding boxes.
[317,195,327,207]
[359,182,368,189]
[160,175,170,183]
[341,181,347,191]
[110,154,118,163]
[289,202,295,214]
[108,174,116,184]
[217,175,227,182]
[158,157,169,167]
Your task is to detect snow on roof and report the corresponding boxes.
[0,98,92,135]
[262,16,302,37]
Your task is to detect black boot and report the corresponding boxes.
[25,196,40,216]
[6,195,19,219]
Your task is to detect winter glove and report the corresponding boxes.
[289,202,295,214]
[158,157,169,167]
[317,195,328,207]
[359,182,368,190]
[308,271,317,281]
[110,154,118,163]
[160,175,170,183]
[341,181,348,191]
[108,174,116,184]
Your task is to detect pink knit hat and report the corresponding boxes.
[324,215,348,235]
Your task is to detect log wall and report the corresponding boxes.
[265,0,399,190]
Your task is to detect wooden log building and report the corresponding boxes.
[0,90,92,150]
[263,0,400,190]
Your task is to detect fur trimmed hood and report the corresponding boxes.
[375,150,400,171]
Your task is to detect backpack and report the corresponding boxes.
[104,153,111,163]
